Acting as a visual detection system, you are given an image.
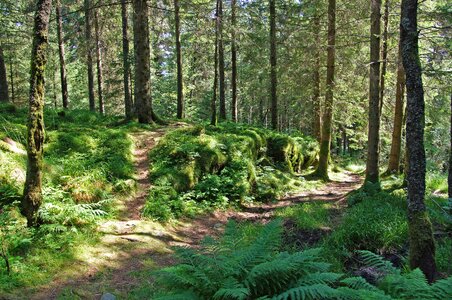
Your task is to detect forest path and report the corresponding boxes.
[32,132,362,299]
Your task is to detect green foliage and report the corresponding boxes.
[152,221,452,299]
[145,124,319,221]
[275,202,332,230]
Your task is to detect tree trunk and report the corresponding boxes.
[379,0,389,118]
[56,0,69,109]
[269,0,278,130]
[22,0,52,227]
[121,0,132,119]
[387,24,406,174]
[94,10,104,115]
[211,0,220,126]
[231,0,238,122]
[313,15,321,143]
[365,0,381,184]
[84,0,96,111]
[174,0,184,119]
[132,0,153,123]
[0,45,9,102]
[218,0,226,121]
[401,0,437,283]
[9,56,14,103]
[449,93,452,199]
[314,0,335,180]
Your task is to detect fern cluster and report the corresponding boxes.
[153,221,452,300]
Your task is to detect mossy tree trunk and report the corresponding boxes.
[218,0,226,121]
[121,0,132,119]
[269,0,278,131]
[84,0,96,111]
[449,93,451,199]
[378,0,389,118]
[365,0,381,185]
[314,0,336,180]
[401,0,437,283]
[94,9,104,115]
[0,45,9,103]
[312,15,322,143]
[9,55,15,103]
[55,0,69,109]
[211,0,220,126]
[174,0,184,119]
[22,0,52,227]
[387,20,406,174]
[231,0,238,123]
[132,0,153,123]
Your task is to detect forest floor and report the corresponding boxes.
[30,127,362,300]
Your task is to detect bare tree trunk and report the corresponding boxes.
[56,0,69,109]
[365,0,381,185]
[231,0,238,122]
[218,0,226,121]
[314,0,335,180]
[121,0,132,119]
[94,10,104,114]
[9,55,14,103]
[84,0,96,111]
[211,0,219,126]
[132,0,153,123]
[174,0,184,119]
[313,15,321,143]
[379,0,389,118]
[22,0,52,227]
[387,24,406,174]
[401,0,437,283]
[0,45,9,102]
[269,0,278,130]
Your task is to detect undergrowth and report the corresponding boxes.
[144,123,319,221]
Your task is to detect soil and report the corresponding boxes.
[28,127,362,300]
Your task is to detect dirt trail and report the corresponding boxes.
[30,127,362,299]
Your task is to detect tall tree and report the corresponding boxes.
[211,0,220,126]
[84,0,96,111]
[55,0,69,109]
[94,9,104,114]
[121,0,132,119]
[269,0,278,130]
[401,0,437,282]
[0,45,9,102]
[132,0,153,123]
[312,15,321,143]
[449,94,452,199]
[9,56,14,103]
[387,25,406,174]
[22,0,52,227]
[379,0,389,118]
[314,0,336,180]
[231,0,238,122]
[365,0,382,184]
[174,0,184,119]
[218,0,226,121]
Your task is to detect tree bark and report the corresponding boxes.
[379,0,389,118]
[218,0,226,121]
[94,10,104,115]
[231,0,238,122]
[84,0,96,111]
[56,0,69,109]
[0,45,9,102]
[401,0,437,283]
[448,93,452,199]
[365,0,381,185]
[22,0,52,227]
[269,0,278,130]
[121,0,132,119]
[387,25,406,174]
[132,0,153,123]
[174,0,184,119]
[314,0,335,180]
[211,0,220,126]
[9,56,14,103]
[313,15,321,143]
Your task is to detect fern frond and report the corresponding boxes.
[213,277,250,300]
[431,276,452,299]
[335,287,390,300]
[356,250,399,274]
[272,283,336,300]
[153,291,202,300]
[298,272,343,286]
[340,276,379,291]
